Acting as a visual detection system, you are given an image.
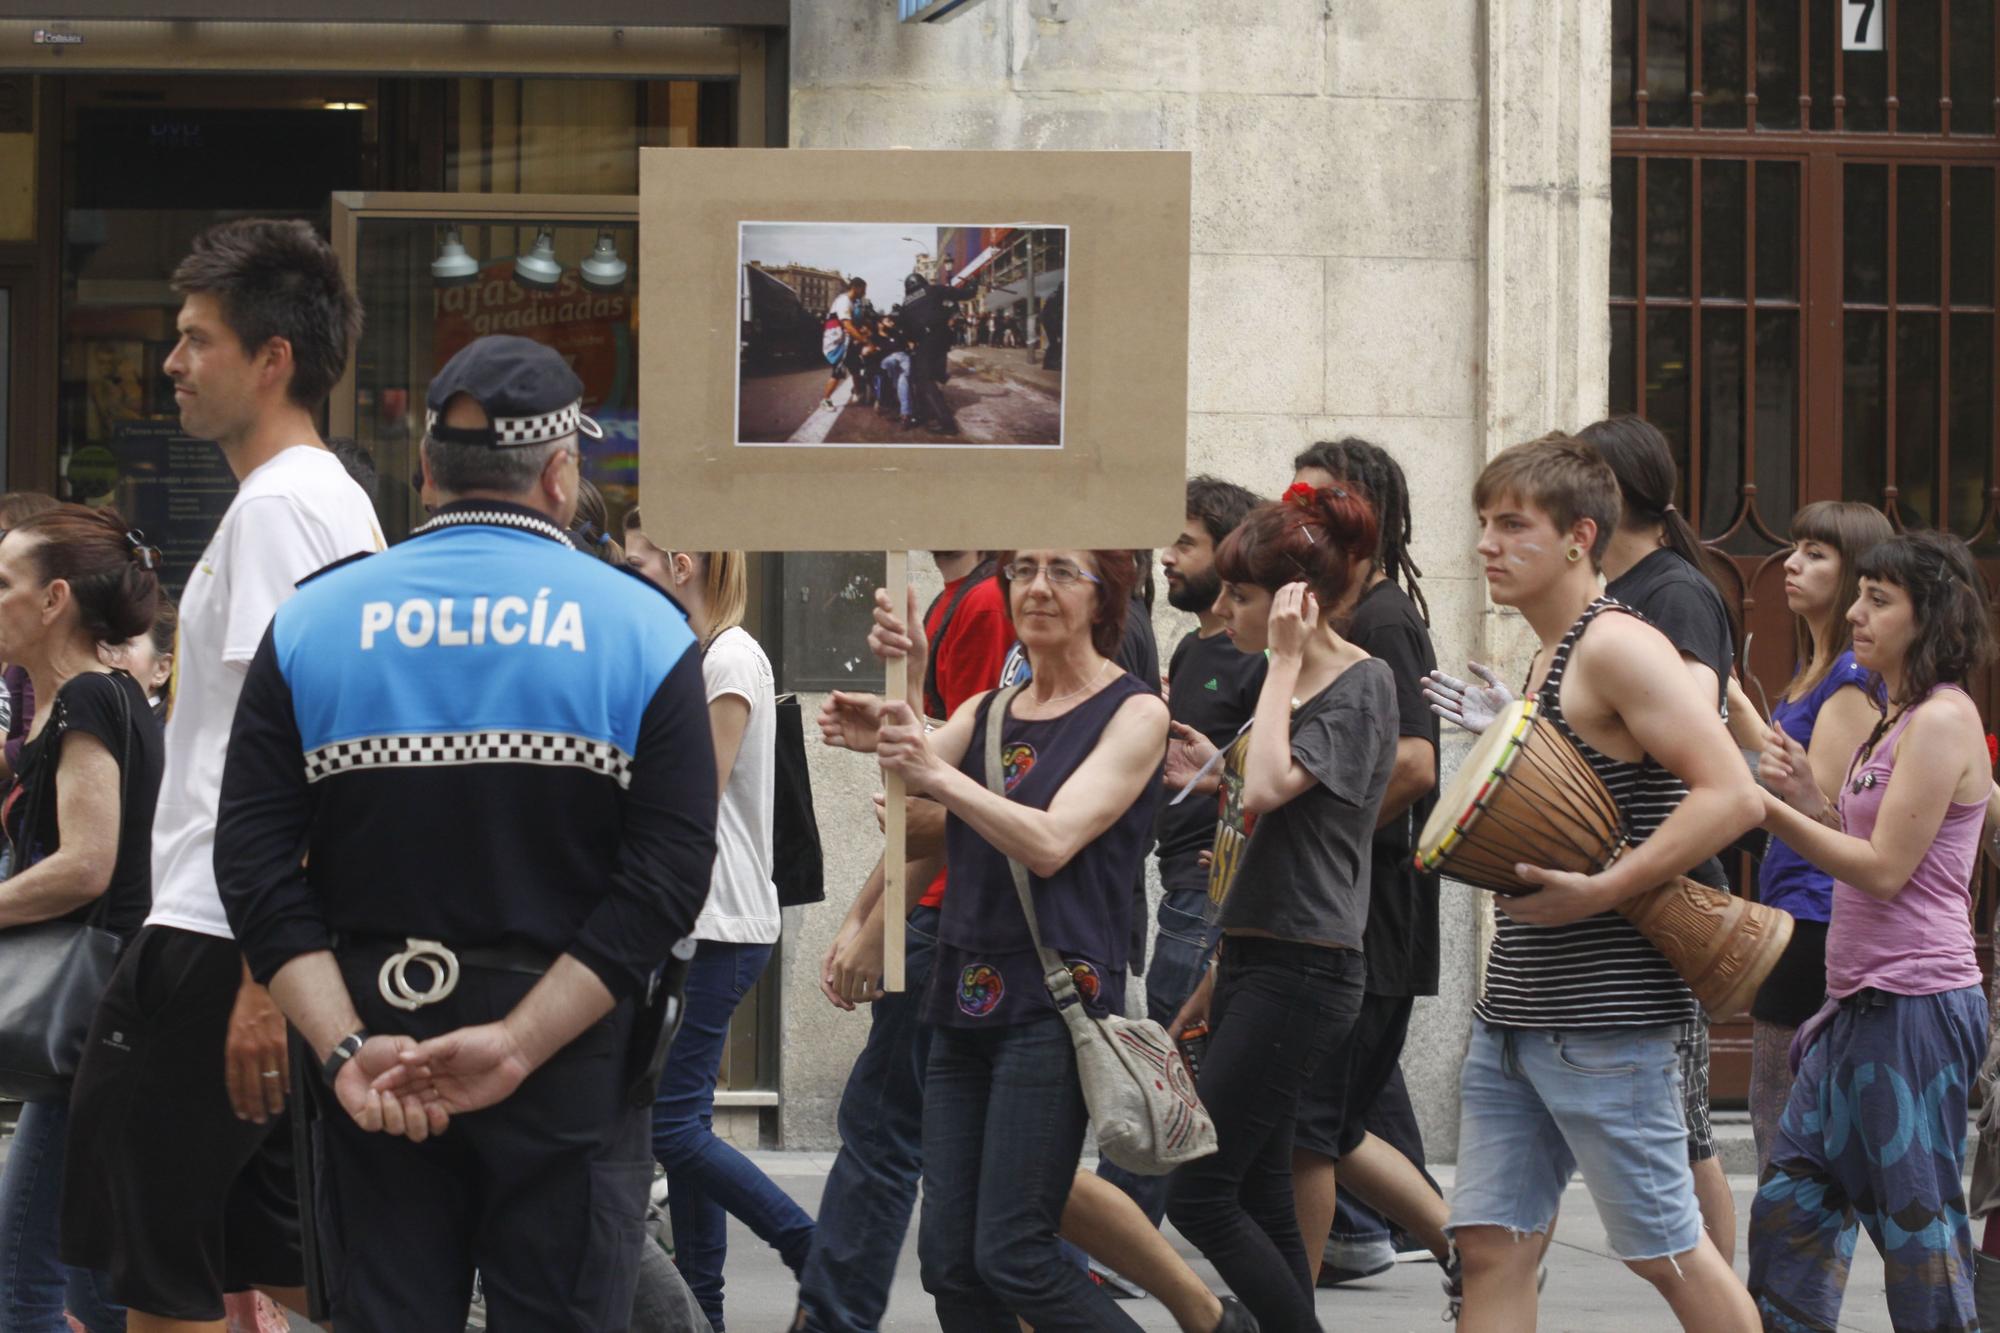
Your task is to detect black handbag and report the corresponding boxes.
[0,676,132,1102]
[771,693,825,908]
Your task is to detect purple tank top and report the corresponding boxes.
[1825,685,1985,999]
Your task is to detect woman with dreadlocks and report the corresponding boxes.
[1283,439,1454,1291]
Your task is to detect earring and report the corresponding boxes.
[1565,545,1583,563]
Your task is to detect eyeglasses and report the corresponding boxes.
[1002,559,1102,588]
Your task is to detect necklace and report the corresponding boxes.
[1023,659,1113,711]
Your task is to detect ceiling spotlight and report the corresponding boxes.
[431,227,480,287]
[579,230,628,291]
[513,228,563,291]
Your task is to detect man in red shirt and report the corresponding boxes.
[796,550,1011,1333]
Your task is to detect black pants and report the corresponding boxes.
[1167,938,1364,1333]
[311,948,650,1331]
[909,365,957,429]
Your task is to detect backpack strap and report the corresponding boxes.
[923,559,998,722]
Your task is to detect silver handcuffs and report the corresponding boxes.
[378,938,460,1012]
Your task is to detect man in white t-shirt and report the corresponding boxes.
[819,276,868,412]
[61,219,385,1332]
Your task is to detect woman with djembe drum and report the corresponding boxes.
[1748,530,1996,1333]
[1161,483,1398,1333]
[1435,435,1764,1332]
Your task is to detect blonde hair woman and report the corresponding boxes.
[626,517,814,1330]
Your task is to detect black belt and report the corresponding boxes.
[332,934,555,1012]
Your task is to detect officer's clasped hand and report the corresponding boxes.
[371,1020,537,1118]
[334,1034,448,1143]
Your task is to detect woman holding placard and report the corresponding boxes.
[820,548,1171,1332]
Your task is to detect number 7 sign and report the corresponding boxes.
[1843,0,1884,51]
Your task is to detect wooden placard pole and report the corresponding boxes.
[882,548,909,992]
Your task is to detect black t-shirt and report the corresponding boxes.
[1605,549,1733,707]
[5,671,164,939]
[1155,629,1267,885]
[1346,580,1442,997]
[1604,548,1734,890]
[1116,595,1160,694]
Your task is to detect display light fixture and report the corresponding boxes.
[430,226,480,287]
[513,228,563,291]
[579,230,629,291]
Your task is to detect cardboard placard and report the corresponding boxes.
[638,149,1190,552]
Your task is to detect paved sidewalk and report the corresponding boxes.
[714,1153,1904,1332]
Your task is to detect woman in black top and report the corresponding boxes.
[1165,484,1399,1333]
[821,548,1169,1332]
[0,505,164,1332]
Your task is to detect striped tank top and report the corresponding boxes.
[1474,600,1700,1029]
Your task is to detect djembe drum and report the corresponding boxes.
[1417,698,1792,1020]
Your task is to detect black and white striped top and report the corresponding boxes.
[1474,600,1700,1030]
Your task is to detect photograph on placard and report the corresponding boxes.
[735,221,1065,449]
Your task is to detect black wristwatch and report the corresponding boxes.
[321,1030,369,1087]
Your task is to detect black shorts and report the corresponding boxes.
[1293,992,1414,1160]
[1749,917,1831,1028]
[61,925,303,1321]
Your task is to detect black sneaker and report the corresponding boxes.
[1214,1295,1258,1332]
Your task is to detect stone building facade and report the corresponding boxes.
[776,0,1611,1161]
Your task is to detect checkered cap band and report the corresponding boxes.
[425,401,598,449]
[305,730,634,789]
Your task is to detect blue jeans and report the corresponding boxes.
[1748,986,1985,1333]
[878,352,912,417]
[919,1018,1140,1332]
[1096,881,1214,1226]
[652,941,815,1331]
[1449,1021,1699,1261]
[0,1100,123,1333]
[798,907,939,1333]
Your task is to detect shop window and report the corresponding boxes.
[51,74,723,596]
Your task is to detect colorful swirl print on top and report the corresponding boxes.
[926,676,1165,1029]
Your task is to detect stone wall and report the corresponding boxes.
[776,0,1609,1162]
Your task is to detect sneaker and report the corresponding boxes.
[1213,1295,1257,1332]
[821,396,836,411]
[1085,1259,1147,1299]
[1317,1234,1395,1287]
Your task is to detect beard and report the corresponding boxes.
[1166,568,1221,613]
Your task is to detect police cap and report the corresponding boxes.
[426,335,603,449]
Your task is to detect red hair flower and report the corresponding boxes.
[1283,482,1317,508]
[1987,733,1997,769]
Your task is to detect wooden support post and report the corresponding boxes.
[882,548,909,991]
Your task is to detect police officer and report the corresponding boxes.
[214,334,718,1329]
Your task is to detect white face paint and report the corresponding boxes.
[1506,541,1545,567]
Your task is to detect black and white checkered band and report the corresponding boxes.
[412,508,571,545]
[425,401,590,448]
[305,731,633,789]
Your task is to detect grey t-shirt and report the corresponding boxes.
[1216,657,1398,949]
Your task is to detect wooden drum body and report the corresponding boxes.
[1416,699,1793,1020]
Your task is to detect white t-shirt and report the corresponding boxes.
[822,292,854,358]
[694,626,780,945]
[146,445,385,939]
